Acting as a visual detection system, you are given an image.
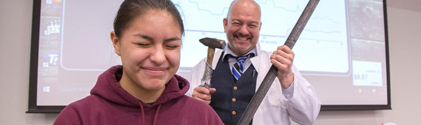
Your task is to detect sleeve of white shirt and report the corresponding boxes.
[282,82,294,99]
[185,59,206,97]
[285,65,321,125]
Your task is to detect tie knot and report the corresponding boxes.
[237,56,248,63]
[229,53,254,81]
[235,53,255,62]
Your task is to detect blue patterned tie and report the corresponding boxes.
[231,53,255,80]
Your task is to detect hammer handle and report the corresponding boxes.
[206,47,215,66]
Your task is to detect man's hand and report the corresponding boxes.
[192,87,216,104]
[270,45,295,89]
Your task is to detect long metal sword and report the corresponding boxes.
[237,0,320,124]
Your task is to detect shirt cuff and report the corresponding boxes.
[282,82,294,99]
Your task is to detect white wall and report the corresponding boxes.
[1,0,420,125]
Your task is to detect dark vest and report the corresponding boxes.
[210,53,257,125]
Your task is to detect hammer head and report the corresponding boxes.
[199,37,226,49]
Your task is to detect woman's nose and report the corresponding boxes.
[149,46,166,64]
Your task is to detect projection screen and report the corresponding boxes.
[27,0,390,113]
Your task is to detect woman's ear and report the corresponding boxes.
[110,31,121,56]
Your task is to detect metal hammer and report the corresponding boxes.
[199,37,226,88]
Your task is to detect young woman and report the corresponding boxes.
[54,0,223,124]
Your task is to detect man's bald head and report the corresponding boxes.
[227,0,261,21]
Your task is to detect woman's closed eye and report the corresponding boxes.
[136,43,152,47]
[165,45,180,49]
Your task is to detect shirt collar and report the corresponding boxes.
[222,45,258,62]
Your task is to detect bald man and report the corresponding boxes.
[187,0,321,124]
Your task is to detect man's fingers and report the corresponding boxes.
[192,87,214,104]
[209,88,216,94]
[194,87,209,94]
[201,87,211,94]
[278,45,293,54]
[200,93,212,100]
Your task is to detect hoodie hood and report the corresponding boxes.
[54,65,224,125]
[90,65,190,108]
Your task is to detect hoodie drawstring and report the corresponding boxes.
[139,102,145,125]
[139,102,162,125]
[153,104,161,125]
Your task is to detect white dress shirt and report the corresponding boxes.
[186,43,321,125]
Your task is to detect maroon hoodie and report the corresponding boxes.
[54,65,224,125]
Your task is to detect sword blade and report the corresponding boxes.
[237,0,320,124]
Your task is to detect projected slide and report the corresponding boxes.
[58,0,349,74]
[35,0,389,106]
[176,0,349,74]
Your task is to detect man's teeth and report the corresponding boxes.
[237,37,248,40]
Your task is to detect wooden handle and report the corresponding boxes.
[206,47,215,67]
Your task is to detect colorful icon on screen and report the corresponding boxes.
[44,20,61,35]
[46,0,61,4]
[43,51,59,67]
